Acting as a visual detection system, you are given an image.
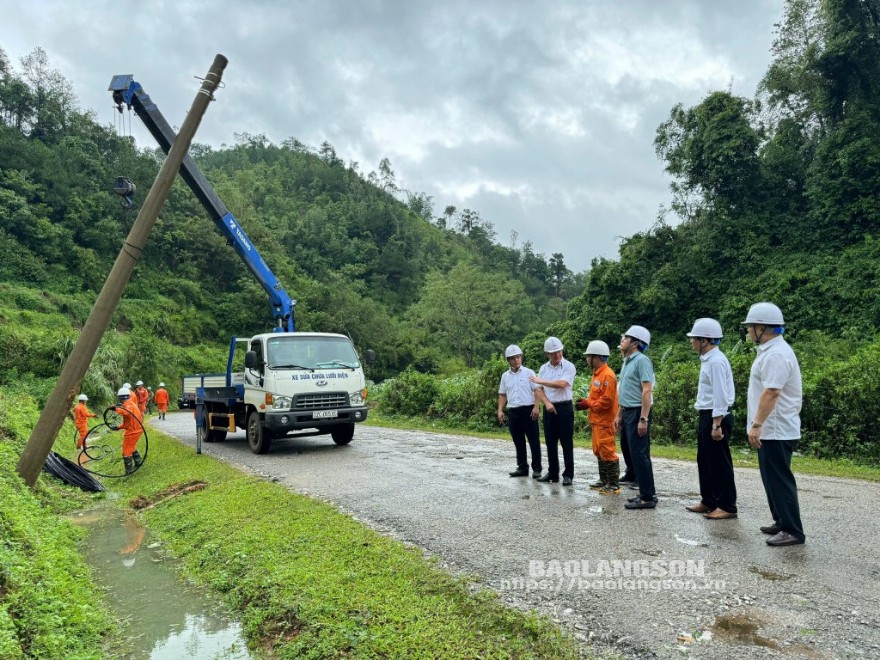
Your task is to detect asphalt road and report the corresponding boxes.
[154,413,880,659]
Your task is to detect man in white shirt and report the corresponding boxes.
[743,302,805,546]
[685,318,737,520]
[498,345,543,478]
[530,337,576,485]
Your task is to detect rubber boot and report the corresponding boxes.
[123,456,135,475]
[132,450,143,467]
[589,461,606,490]
[600,461,621,495]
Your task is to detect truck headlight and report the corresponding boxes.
[350,389,367,405]
[272,395,292,410]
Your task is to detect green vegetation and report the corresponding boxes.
[2,0,880,652]
[105,425,578,659]
[0,388,580,658]
[0,391,113,659]
[0,46,581,382]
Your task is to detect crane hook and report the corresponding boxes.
[113,177,136,209]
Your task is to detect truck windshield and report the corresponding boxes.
[266,336,361,370]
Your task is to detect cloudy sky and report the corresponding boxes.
[1,1,782,272]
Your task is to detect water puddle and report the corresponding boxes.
[748,565,792,581]
[712,611,780,650]
[72,509,251,659]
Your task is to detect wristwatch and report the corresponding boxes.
[751,422,763,429]
[639,416,648,423]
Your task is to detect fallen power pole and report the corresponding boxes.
[17,54,228,487]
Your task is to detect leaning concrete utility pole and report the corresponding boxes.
[17,54,228,487]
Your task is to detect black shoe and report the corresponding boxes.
[624,498,657,510]
[620,474,636,484]
[532,470,543,479]
[760,523,781,535]
[627,495,641,503]
[562,477,573,486]
[766,531,804,546]
[509,468,529,477]
[536,474,559,483]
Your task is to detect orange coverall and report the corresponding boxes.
[73,402,98,449]
[116,397,144,458]
[575,362,619,461]
[135,386,149,414]
[153,387,170,413]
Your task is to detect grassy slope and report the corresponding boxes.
[0,391,114,659]
[109,424,580,659]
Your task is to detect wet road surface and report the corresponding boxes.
[155,413,880,658]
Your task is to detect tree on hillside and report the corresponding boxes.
[405,263,537,368]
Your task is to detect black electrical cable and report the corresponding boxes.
[43,452,105,492]
[75,407,149,478]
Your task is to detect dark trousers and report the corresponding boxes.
[508,405,542,472]
[620,407,655,500]
[697,410,737,513]
[620,431,635,480]
[758,440,805,542]
[543,401,574,479]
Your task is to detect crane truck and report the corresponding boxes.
[110,75,372,454]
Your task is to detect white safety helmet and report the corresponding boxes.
[123,382,132,390]
[583,340,611,357]
[624,325,651,347]
[543,336,564,352]
[78,394,89,401]
[159,382,165,388]
[504,345,523,359]
[117,386,131,398]
[742,302,784,326]
[687,318,723,339]
[136,380,144,386]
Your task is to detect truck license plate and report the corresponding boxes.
[312,410,338,419]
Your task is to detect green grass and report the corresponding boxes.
[365,412,880,482]
[0,391,115,659]
[107,423,581,659]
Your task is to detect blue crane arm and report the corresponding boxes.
[109,74,295,332]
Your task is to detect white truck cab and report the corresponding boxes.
[197,332,372,454]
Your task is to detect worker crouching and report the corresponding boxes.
[116,386,144,474]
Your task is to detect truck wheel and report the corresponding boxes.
[197,420,208,445]
[330,424,355,446]
[247,411,272,454]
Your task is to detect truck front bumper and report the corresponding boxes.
[263,406,369,434]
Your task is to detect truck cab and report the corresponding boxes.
[198,332,371,453]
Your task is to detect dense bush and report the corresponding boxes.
[801,342,880,460]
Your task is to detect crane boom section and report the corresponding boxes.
[109,74,295,332]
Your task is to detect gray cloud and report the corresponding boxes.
[1,0,781,271]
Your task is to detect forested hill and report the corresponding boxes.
[0,46,583,381]
[561,0,880,350]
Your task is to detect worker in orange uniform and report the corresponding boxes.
[575,340,620,495]
[73,393,98,449]
[153,382,170,420]
[134,380,149,415]
[115,386,144,474]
